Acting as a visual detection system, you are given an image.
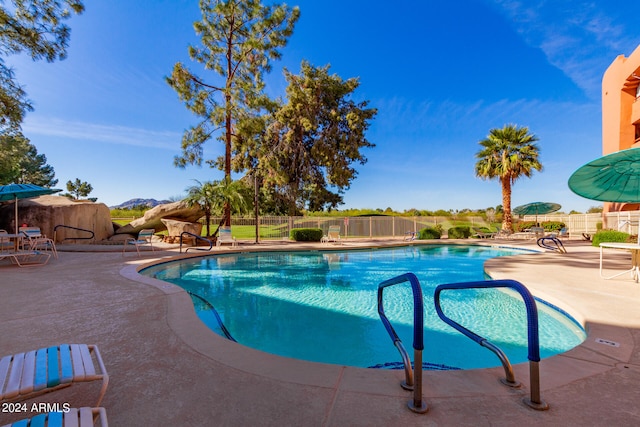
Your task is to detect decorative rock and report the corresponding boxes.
[0,195,114,243]
[160,218,202,238]
[115,200,204,235]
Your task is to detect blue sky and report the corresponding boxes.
[9,0,640,212]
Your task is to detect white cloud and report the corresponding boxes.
[22,117,181,150]
[489,0,640,99]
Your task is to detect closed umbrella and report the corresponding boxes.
[568,148,640,203]
[513,202,561,225]
[0,183,61,234]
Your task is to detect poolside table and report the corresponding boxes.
[599,242,640,283]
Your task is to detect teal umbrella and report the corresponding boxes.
[569,148,640,203]
[0,183,61,233]
[513,202,561,225]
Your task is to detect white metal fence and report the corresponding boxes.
[115,212,637,239]
[521,213,601,235]
[603,211,640,236]
[207,216,497,240]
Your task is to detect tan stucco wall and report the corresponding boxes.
[601,44,640,213]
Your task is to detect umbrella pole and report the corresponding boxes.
[14,196,18,235]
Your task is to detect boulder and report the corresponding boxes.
[115,200,204,235]
[160,218,202,238]
[0,195,114,243]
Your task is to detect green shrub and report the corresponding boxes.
[418,227,442,239]
[542,221,565,232]
[592,230,631,247]
[447,226,471,239]
[290,228,323,242]
[516,221,537,231]
[516,221,565,232]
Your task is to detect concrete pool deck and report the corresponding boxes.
[0,238,639,425]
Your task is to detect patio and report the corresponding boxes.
[1,239,639,425]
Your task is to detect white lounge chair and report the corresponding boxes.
[471,227,496,239]
[216,226,237,247]
[322,225,342,244]
[18,226,58,258]
[0,344,109,406]
[122,229,155,256]
[1,407,109,427]
[0,250,50,267]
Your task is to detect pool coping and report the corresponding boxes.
[120,240,637,403]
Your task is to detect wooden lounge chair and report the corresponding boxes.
[0,344,109,406]
[216,226,237,247]
[1,407,109,427]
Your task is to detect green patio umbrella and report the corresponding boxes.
[513,202,561,225]
[513,202,562,216]
[0,183,61,234]
[568,148,640,203]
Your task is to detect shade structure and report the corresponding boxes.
[568,148,640,203]
[512,202,561,216]
[0,183,61,233]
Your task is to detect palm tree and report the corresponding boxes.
[474,124,542,232]
[185,178,250,237]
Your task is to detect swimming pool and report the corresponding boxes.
[142,245,586,370]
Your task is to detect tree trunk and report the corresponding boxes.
[501,178,513,232]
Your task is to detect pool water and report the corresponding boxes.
[142,245,586,370]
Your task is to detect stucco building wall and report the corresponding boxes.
[601,44,640,212]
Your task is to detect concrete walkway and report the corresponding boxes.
[1,238,639,426]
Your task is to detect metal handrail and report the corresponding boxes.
[434,279,549,410]
[180,231,213,253]
[186,290,236,341]
[537,236,567,253]
[53,224,95,242]
[378,272,428,414]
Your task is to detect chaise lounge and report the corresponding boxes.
[1,407,109,427]
[0,344,109,407]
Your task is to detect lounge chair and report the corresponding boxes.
[494,229,512,239]
[549,227,569,239]
[1,407,109,427]
[0,230,14,252]
[18,227,57,258]
[322,225,342,244]
[122,229,155,256]
[0,344,109,406]
[471,227,496,239]
[404,231,417,241]
[0,250,50,267]
[216,226,237,247]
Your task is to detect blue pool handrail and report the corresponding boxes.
[378,272,428,414]
[434,279,548,410]
[537,236,567,253]
[186,290,236,342]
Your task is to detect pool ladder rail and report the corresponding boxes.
[537,236,567,253]
[434,279,549,411]
[378,275,549,415]
[180,231,213,253]
[377,273,428,414]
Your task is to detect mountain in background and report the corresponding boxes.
[110,198,171,209]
